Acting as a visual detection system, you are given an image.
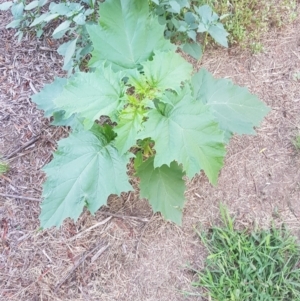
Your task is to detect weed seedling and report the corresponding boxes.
[292,134,300,151]
[0,160,9,175]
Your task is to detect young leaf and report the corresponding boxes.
[137,157,185,225]
[87,0,174,71]
[52,20,71,37]
[53,66,126,129]
[195,5,218,24]
[115,106,146,154]
[6,19,21,29]
[38,0,48,7]
[140,51,193,92]
[191,69,270,135]
[208,23,229,48]
[25,1,39,10]
[182,42,202,60]
[62,38,78,70]
[73,12,86,25]
[40,128,132,228]
[44,13,59,23]
[30,12,50,27]
[49,2,73,15]
[11,2,24,19]
[168,1,181,14]
[195,5,229,47]
[138,87,225,183]
[0,1,13,10]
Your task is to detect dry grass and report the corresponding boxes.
[1,3,300,301]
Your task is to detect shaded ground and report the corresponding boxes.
[1,4,300,301]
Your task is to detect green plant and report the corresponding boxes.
[196,0,297,49]
[1,1,228,72]
[192,206,300,300]
[150,0,229,59]
[0,159,9,175]
[293,72,300,82]
[292,134,300,150]
[0,0,99,74]
[31,0,269,228]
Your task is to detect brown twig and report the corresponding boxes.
[4,136,41,159]
[0,192,41,202]
[54,242,109,293]
[99,211,149,222]
[135,214,153,258]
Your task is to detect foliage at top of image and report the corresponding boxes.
[1,0,230,73]
[30,0,269,228]
[150,0,229,59]
[0,0,100,74]
[193,205,300,300]
[197,0,297,51]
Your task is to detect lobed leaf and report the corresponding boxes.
[141,51,193,92]
[87,0,174,71]
[53,66,126,129]
[138,87,226,183]
[137,157,186,225]
[129,50,192,95]
[31,77,67,117]
[191,69,270,135]
[40,127,132,228]
[115,106,146,155]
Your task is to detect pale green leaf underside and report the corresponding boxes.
[138,88,225,183]
[31,77,83,129]
[31,77,67,117]
[192,69,270,134]
[40,130,132,228]
[137,157,185,225]
[54,67,125,129]
[87,0,174,71]
[115,106,146,154]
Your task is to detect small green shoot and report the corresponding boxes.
[293,72,300,82]
[0,160,9,175]
[193,205,300,300]
[292,134,300,151]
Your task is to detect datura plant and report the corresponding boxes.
[31,0,269,228]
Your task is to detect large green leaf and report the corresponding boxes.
[31,77,67,117]
[192,69,270,135]
[136,157,185,225]
[138,87,225,183]
[40,127,132,228]
[129,51,193,93]
[53,66,126,129]
[31,77,83,129]
[87,0,174,71]
[115,105,146,154]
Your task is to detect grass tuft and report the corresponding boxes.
[0,159,9,175]
[292,134,300,151]
[193,205,300,300]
